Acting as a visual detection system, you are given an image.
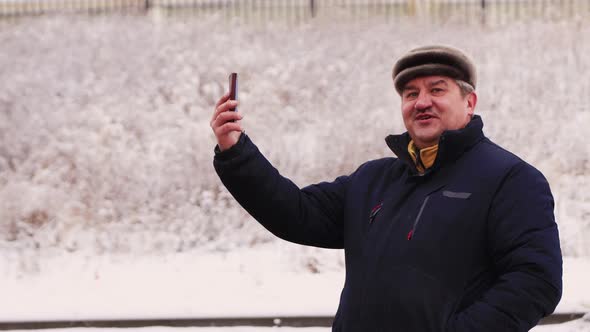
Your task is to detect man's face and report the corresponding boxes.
[401,75,477,149]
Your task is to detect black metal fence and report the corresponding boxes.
[0,312,585,330]
[0,0,589,24]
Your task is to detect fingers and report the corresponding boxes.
[211,93,231,122]
[215,91,230,109]
[211,99,238,123]
[211,93,244,150]
[212,109,243,128]
[213,120,243,137]
[211,112,244,135]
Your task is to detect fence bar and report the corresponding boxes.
[0,313,584,330]
[2,0,590,24]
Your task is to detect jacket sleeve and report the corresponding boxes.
[448,162,563,332]
[213,133,347,249]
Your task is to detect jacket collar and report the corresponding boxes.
[385,115,485,176]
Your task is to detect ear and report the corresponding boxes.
[466,91,477,116]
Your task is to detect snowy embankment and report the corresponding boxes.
[0,13,589,331]
[1,14,589,258]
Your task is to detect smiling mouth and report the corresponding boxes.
[416,114,434,121]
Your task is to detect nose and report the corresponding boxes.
[414,91,432,111]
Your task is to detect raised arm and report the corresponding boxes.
[211,94,346,248]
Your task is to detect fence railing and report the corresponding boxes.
[0,312,585,330]
[0,0,589,25]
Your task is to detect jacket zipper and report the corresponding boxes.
[369,202,383,224]
[407,195,430,240]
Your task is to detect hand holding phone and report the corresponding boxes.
[211,73,242,152]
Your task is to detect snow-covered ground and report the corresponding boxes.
[0,244,343,321]
[0,245,589,329]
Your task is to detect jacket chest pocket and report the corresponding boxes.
[408,190,479,243]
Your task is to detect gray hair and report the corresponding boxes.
[455,79,475,97]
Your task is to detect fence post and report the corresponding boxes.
[407,0,416,16]
[480,0,486,25]
[310,0,316,18]
[408,0,427,19]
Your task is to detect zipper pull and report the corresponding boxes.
[369,202,383,224]
[407,229,413,240]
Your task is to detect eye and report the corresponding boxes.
[431,87,445,95]
[404,91,418,99]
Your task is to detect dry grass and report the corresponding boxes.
[0,14,588,260]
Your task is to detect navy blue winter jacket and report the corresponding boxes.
[213,115,563,331]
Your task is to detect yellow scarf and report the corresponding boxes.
[408,140,439,173]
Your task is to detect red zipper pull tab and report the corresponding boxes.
[407,229,413,240]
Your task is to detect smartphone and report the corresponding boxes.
[228,73,238,112]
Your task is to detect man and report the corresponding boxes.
[210,45,562,331]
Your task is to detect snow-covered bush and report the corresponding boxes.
[0,14,588,259]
